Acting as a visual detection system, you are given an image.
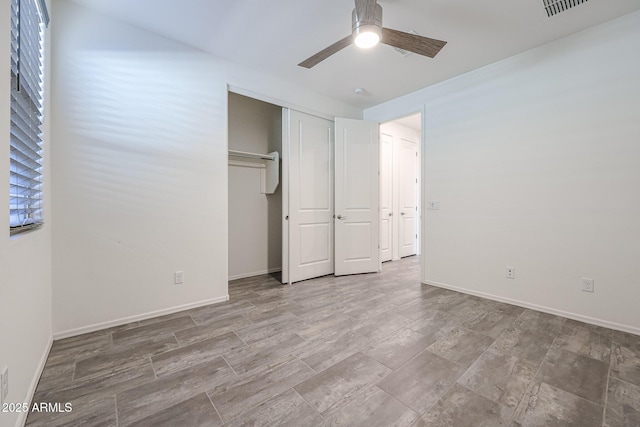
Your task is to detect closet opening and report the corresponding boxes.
[379,112,422,267]
[227,92,283,282]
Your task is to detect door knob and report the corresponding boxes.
[401,212,405,216]
[337,215,347,220]
[389,213,393,217]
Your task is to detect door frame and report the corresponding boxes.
[227,85,336,286]
[397,137,419,258]
[377,109,425,278]
[379,133,394,263]
[282,108,290,284]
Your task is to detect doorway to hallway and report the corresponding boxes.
[380,113,422,265]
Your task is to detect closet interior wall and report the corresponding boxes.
[228,93,282,280]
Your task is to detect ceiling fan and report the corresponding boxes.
[298,0,447,68]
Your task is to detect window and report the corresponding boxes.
[9,0,49,235]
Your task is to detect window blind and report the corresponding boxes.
[10,0,48,234]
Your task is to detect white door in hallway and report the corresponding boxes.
[379,133,393,262]
[334,118,380,275]
[284,110,334,283]
[398,138,418,258]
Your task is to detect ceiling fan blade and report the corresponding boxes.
[381,27,447,58]
[298,35,353,68]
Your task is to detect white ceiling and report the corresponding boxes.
[68,0,640,109]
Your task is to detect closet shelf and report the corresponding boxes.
[228,150,280,194]
[228,150,276,161]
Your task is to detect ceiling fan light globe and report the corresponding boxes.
[354,24,381,48]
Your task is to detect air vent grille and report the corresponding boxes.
[543,0,589,17]
[393,46,411,57]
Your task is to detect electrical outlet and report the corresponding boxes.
[1,366,8,405]
[174,271,184,285]
[506,267,515,279]
[582,278,595,293]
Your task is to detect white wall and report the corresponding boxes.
[379,121,421,261]
[0,1,53,426]
[228,93,282,279]
[366,11,640,333]
[51,0,360,337]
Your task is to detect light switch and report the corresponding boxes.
[427,200,440,210]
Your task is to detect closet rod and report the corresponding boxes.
[228,150,275,161]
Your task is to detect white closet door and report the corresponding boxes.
[379,133,393,262]
[399,138,418,258]
[286,110,334,283]
[335,118,380,276]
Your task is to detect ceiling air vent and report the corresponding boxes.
[543,0,589,17]
[393,46,411,57]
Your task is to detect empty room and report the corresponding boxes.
[2,0,640,426]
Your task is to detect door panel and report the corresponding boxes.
[299,223,331,265]
[399,138,417,257]
[343,223,373,260]
[287,110,334,283]
[335,118,380,276]
[380,134,393,262]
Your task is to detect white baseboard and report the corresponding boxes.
[424,280,640,336]
[53,296,230,340]
[229,268,281,281]
[15,334,53,427]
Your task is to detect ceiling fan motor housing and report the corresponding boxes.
[352,3,383,40]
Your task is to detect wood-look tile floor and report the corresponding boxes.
[26,257,640,426]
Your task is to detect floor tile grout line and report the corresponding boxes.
[149,356,158,380]
[510,320,566,424]
[376,386,421,419]
[186,313,199,330]
[375,346,439,384]
[608,374,640,388]
[541,332,612,407]
[601,335,615,427]
[292,387,326,421]
[294,356,318,374]
[172,332,181,348]
[427,319,502,410]
[538,380,608,409]
[220,354,241,378]
[220,334,308,377]
[112,316,194,341]
[231,330,249,347]
[320,376,391,420]
[292,349,379,387]
[205,391,225,425]
[288,357,330,391]
[218,371,314,424]
[114,394,119,427]
[409,353,476,419]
